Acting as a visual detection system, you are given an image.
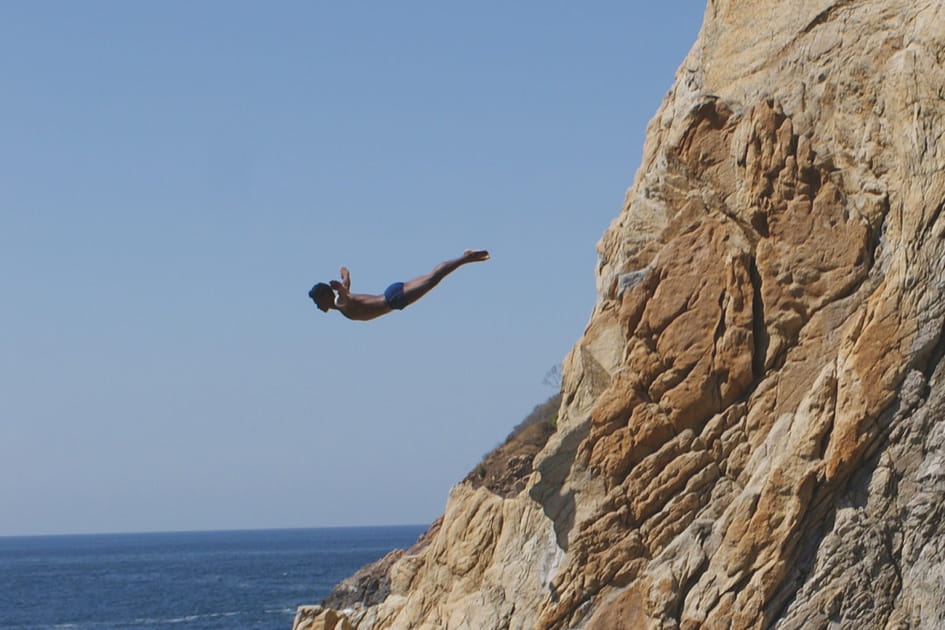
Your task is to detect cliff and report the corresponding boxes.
[295,0,945,628]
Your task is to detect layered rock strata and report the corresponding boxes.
[296,1,945,628]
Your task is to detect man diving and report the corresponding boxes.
[308,249,490,321]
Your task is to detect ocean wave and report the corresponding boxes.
[49,611,243,628]
[129,611,242,625]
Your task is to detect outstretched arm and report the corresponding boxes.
[329,278,350,307]
[330,267,352,306]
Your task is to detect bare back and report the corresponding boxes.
[335,293,391,321]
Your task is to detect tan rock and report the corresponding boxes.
[293,606,355,630]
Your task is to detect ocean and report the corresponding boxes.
[0,525,427,630]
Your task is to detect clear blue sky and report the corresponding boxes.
[1,2,705,536]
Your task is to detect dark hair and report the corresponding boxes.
[308,282,334,304]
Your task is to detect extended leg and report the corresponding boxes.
[401,250,489,307]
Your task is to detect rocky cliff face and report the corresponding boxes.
[295,1,945,628]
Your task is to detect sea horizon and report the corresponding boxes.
[0,522,430,541]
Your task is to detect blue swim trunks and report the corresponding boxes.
[384,282,408,310]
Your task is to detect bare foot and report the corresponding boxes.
[464,249,490,261]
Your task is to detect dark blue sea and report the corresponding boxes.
[0,525,426,630]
